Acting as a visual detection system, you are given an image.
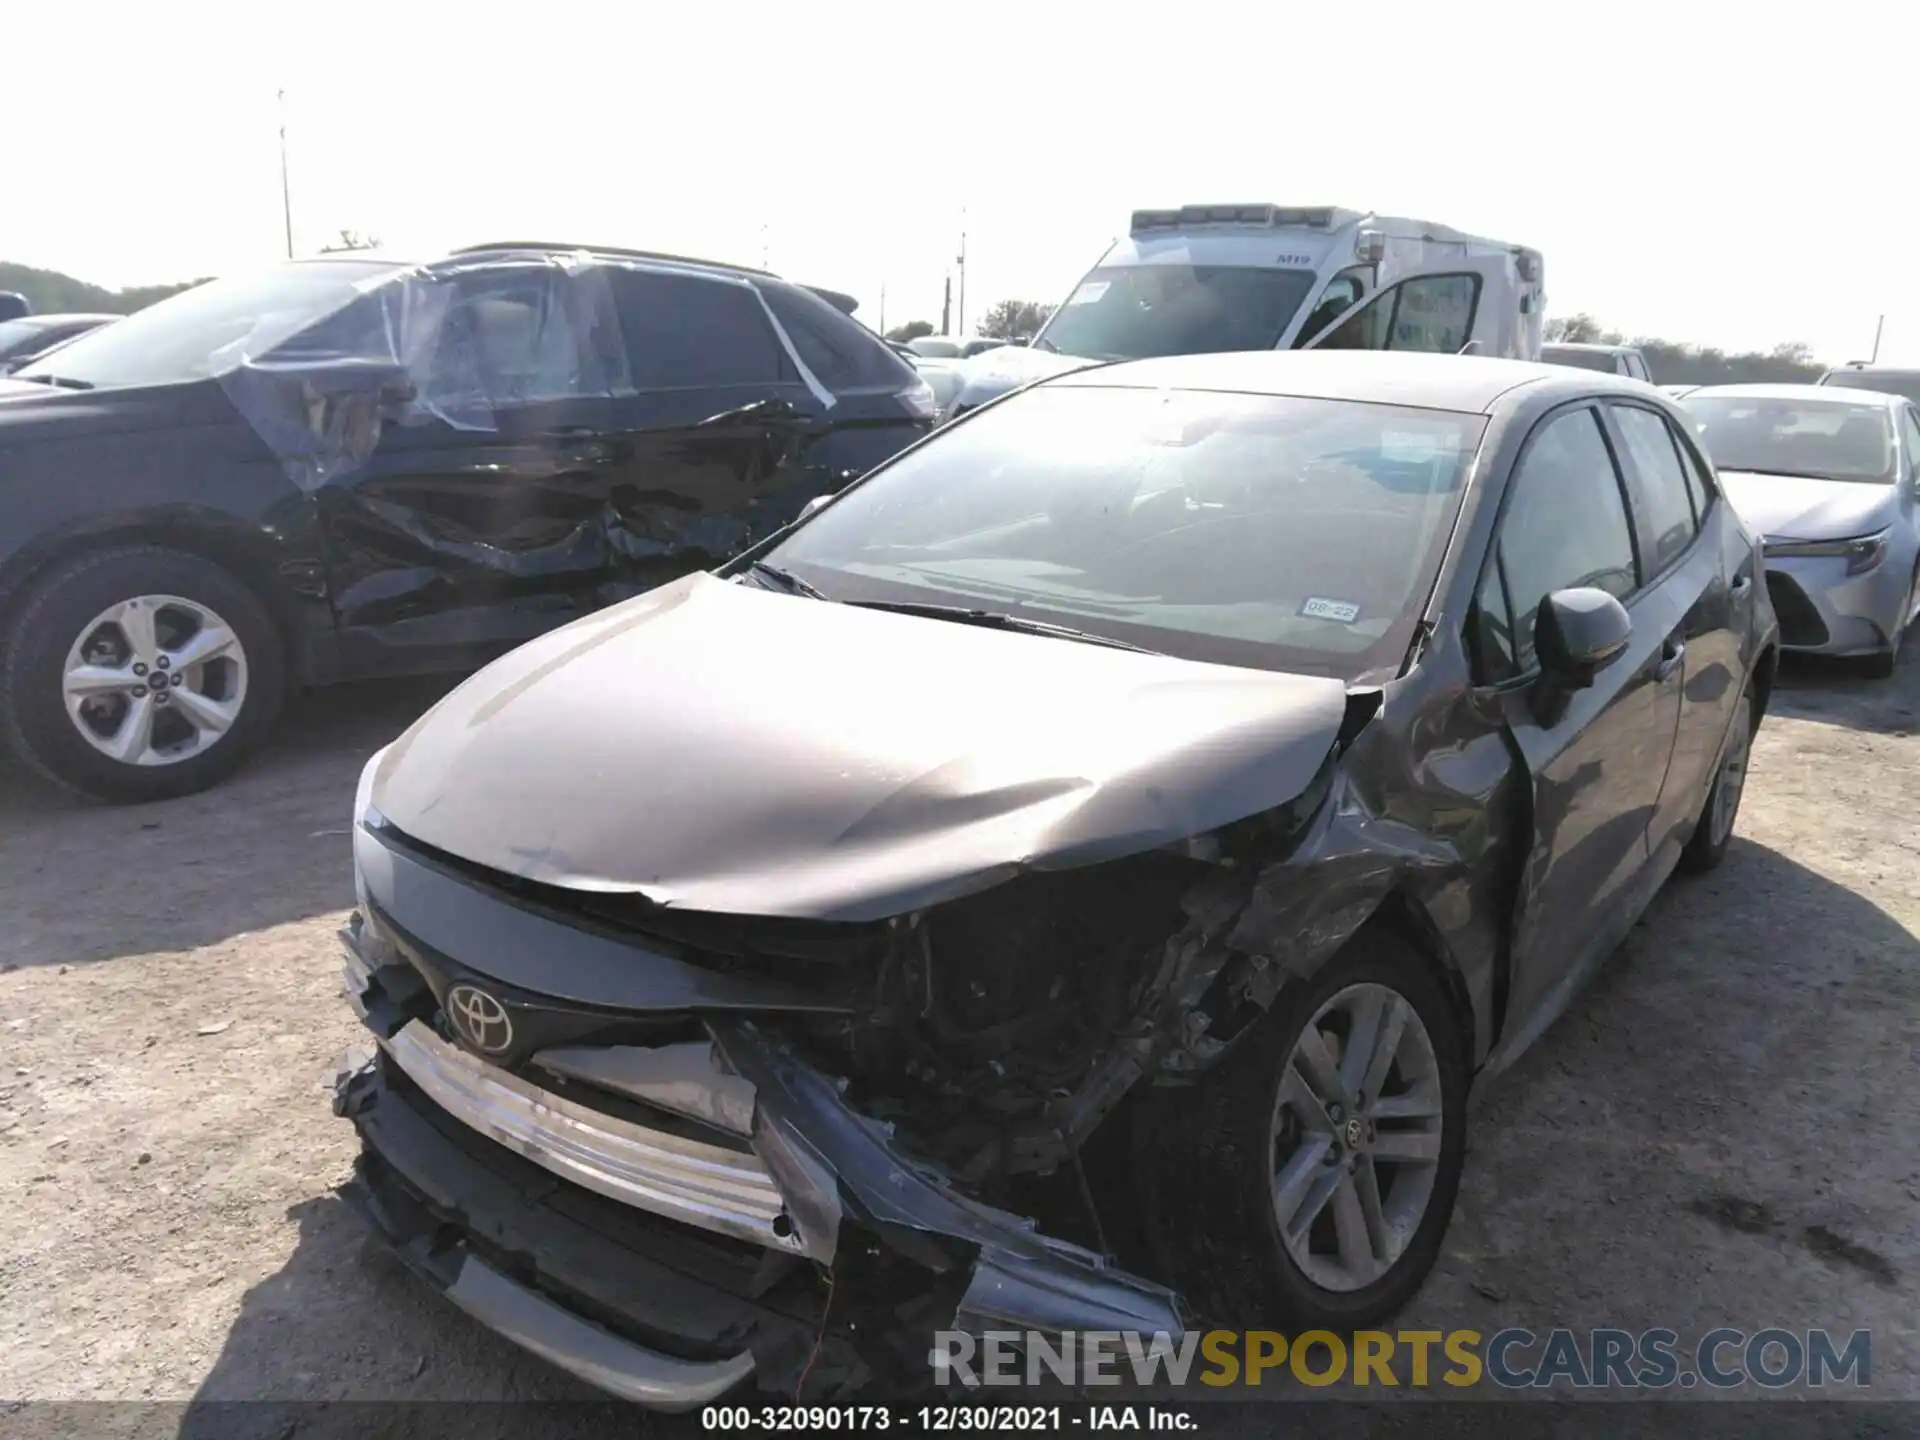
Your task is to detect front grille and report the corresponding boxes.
[1767,571,1829,648]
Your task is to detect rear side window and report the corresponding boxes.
[607,270,786,388]
[1670,421,1713,519]
[1481,407,1639,674]
[1609,403,1700,571]
[758,282,916,392]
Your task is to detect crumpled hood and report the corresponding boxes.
[952,345,1100,410]
[1718,470,1899,542]
[371,573,1351,921]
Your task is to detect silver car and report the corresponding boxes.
[1683,384,1920,675]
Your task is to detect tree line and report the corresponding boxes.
[0,261,203,316]
[888,301,1835,386]
[1547,314,1827,385]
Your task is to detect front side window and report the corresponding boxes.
[767,384,1486,679]
[410,265,611,412]
[1901,408,1920,480]
[1034,264,1320,361]
[1316,274,1481,354]
[1610,403,1700,571]
[1292,271,1367,348]
[1684,394,1896,483]
[608,270,786,388]
[14,261,397,390]
[1486,407,1639,673]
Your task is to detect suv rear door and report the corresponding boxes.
[594,267,832,595]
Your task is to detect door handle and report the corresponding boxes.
[1655,638,1685,681]
[1730,574,1752,596]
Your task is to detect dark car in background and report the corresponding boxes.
[337,351,1777,1405]
[1817,361,1920,407]
[0,243,934,802]
[0,313,120,374]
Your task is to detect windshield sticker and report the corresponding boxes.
[1380,429,1464,464]
[1065,281,1110,307]
[1301,596,1362,624]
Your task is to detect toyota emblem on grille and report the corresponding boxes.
[446,984,513,1055]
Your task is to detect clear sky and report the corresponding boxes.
[8,0,1914,362]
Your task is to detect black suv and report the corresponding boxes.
[0,243,934,802]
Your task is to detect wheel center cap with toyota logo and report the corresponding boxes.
[445,984,514,1056]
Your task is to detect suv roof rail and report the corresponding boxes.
[450,241,776,278]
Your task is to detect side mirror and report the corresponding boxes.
[1535,587,1631,688]
[799,493,834,522]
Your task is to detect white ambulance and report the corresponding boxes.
[944,203,1545,419]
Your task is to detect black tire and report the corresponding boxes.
[1136,929,1468,1331]
[0,547,286,803]
[1678,685,1755,875]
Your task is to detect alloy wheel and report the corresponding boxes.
[61,594,250,767]
[1270,981,1445,1293]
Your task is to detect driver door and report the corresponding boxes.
[1302,256,1524,357]
[1470,404,1682,1068]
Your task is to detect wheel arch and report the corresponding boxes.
[0,509,315,682]
[1336,889,1484,1068]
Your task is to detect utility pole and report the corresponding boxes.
[277,89,294,259]
[941,274,952,336]
[955,209,968,336]
[1870,314,1885,364]
[878,280,886,337]
[760,223,770,271]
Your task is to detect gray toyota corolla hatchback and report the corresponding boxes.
[335,350,1778,1405]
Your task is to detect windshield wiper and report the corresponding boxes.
[13,373,93,390]
[741,561,827,599]
[842,600,1162,654]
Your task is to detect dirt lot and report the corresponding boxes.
[1,656,1916,1414]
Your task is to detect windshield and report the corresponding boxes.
[765,384,1485,679]
[1683,394,1896,483]
[14,260,399,390]
[1819,371,1920,406]
[1541,346,1621,374]
[909,337,961,358]
[1034,264,1319,361]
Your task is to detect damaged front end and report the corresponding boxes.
[335,889,1183,1407]
[331,586,1436,1404]
[332,724,1411,1407]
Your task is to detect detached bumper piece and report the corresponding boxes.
[337,913,1182,1405]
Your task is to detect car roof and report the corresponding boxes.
[1822,365,1920,379]
[451,240,775,282]
[1685,382,1903,407]
[1048,350,1655,415]
[1542,341,1637,355]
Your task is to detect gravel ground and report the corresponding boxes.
[0,655,1915,1420]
